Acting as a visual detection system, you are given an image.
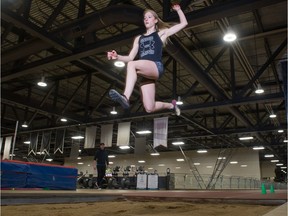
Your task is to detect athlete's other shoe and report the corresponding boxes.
[109,89,130,109]
[172,99,181,116]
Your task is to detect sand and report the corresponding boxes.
[1,200,277,216]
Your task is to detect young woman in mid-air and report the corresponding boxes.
[107,4,188,116]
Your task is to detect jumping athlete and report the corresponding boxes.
[107,4,188,116]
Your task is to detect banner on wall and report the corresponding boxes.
[54,129,65,154]
[3,136,12,160]
[40,131,52,155]
[116,122,131,146]
[84,126,97,149]
[100,124,113,147]
[153,117,168,148]
[28,133,38,156]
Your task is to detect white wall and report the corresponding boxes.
[65,147,261,179]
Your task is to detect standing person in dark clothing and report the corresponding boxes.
[93,143,109,189]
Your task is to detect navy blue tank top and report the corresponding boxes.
[138,31,162,62]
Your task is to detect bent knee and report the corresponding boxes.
[144,106,155,113]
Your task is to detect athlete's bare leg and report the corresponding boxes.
[123,60,158,100]
[140,83,173,113]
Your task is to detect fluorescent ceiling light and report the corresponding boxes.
[176,158,185,162]
[206,166,213,168]
[277,130,284,133]
[240,165,247,167]
[197,149,207,153]
[269,113,277,118]
[108,155,116,158]
[283,139,288,143]
[230,161,238,164]
[271,160,279,162]
[239,136,253,140]
[194,163,200,165]
[136,130,151,134]
[264,154,274,158]
[218,157,226,160]
[71,136,84,139]
[150,152,160,156]
[46,158,53,162]
[276,163,284,166]
[158,164,165,166]
[175,167,181,169]
[60,118,67,122]
[109,161,114,165]
[172,141,184,145]
[119,146,130,149]
[138,160,145,163]
[23,141,30,144]
[281,166,287,169]
[77,162,84,165]
[253,146,265,150]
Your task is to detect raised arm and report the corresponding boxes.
[107,35,140,63]
[164,4,188,38]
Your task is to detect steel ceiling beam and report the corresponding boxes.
[1,10,73,53]
[2,0,284,66]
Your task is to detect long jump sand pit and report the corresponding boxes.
[1,200,278,216]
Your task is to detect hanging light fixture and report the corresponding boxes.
[71,135,84,139]
[114,61,125,67]
[197,149,208,153]
[239,136,253,140]
[21,121,28,128]
[136,120,151,134]
[255,83,264,94]
[176,96,183,105]
[172,141,184,145]
[252,146,265,150]
[119,146,130,149]
[269,112,277,118]
[60,118,67,122]
[136,130,152,134]
[110,106,117,115]
[37,76,47,87]
[223,27,237,42]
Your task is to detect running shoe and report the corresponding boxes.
[109,89,130,109]
[172,99,181,116]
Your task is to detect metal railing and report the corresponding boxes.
[166,173,287,190]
